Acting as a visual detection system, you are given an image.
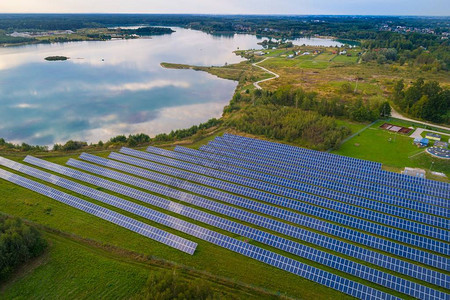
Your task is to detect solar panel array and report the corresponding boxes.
[173,145,448,209]
[15,156,447,297]
[0,167,197,255]
[113,149,448,255]
[143,146,447,228]
[0,158,398,300]
[74,153,448,271]
[212,134,450,197]
[0,133,449,299]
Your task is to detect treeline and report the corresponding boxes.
[0,138,48,152]
[139,270,218,300]
[51,118,222,151]
[226,86,390,122]
[0,216,47,282]
[392,78,449,123]
[0,34,34,44]
[361,32,449,70]
[119,27,175,36]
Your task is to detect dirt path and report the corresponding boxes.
[252,57,280,89]
[390,107,450,131]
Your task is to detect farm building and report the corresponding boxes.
[425,133,441,141]
[413,137,429,147]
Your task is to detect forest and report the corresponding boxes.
[391,79,449,123]
[223,86,391,150]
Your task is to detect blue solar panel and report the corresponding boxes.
[74,153,448,271]
[117,148,448,252]
[17,156,450,296]
[202,142,450,200]
[220,134,450,196]
[0,167,197,255]
[213,136,380,174]
[222,134,381,169]
[58,157,450,287]
[1,158,400,300]
[174,145,448,210]
[152,145,448,229]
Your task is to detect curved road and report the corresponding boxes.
[252,57,280,89]
[390,107,450,131]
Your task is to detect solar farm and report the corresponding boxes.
[0,133,448,299]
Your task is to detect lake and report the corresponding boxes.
[0,28,346,146]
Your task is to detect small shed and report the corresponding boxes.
[425,133,441,141]
[420,138,429,146]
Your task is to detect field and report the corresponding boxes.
[332,119,450,179]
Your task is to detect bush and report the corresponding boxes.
[0,216,47,282]
[139,270,215,300]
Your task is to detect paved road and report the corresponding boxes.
[390,107,450,131]
[252,57,280,89]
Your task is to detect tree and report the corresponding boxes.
[379,102,391,118]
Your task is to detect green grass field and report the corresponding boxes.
[1,231,276,299]
[332,120,450,178]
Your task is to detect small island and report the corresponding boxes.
[119,27,175,36]
[45,56,69,61]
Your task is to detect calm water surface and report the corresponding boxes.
[0,28,345,146]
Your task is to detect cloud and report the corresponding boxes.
[11,103,40,109]
[105,79,190,92]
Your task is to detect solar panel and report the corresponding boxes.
[0,159,398,300]
[220,134,450,195]
[74,153,448,271]
[222,133,381,168]
[62,157,449,286]
[0,167,197,255]
[117,148,448,253]
[202,143,449,199]
[173,145,448,210]
[149,145,448,229]
[213,136,380,174]
[16,156,448,297]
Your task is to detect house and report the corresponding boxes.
[414,137,429,147]
[339,50,347,55]
[425,133,441,141]
[302,52,310,55]
[420,138,429,147]
[288,54,294,58]
[254,51,265,56]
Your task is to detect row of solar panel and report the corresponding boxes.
[118,149,448,250]
[222,133,381,169]
[0,167,197,255]
[202,141,449,200]
[74,153,448,271]
[12,156,449,296]
[144,146,448,228]
[221,134,450,194]
[172,145,447,209]
[201,142,450,201]
[51,156,449,285]
[214,136,379,175]
[0,159,401,300]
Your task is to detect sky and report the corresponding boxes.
[0,0,449,16]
